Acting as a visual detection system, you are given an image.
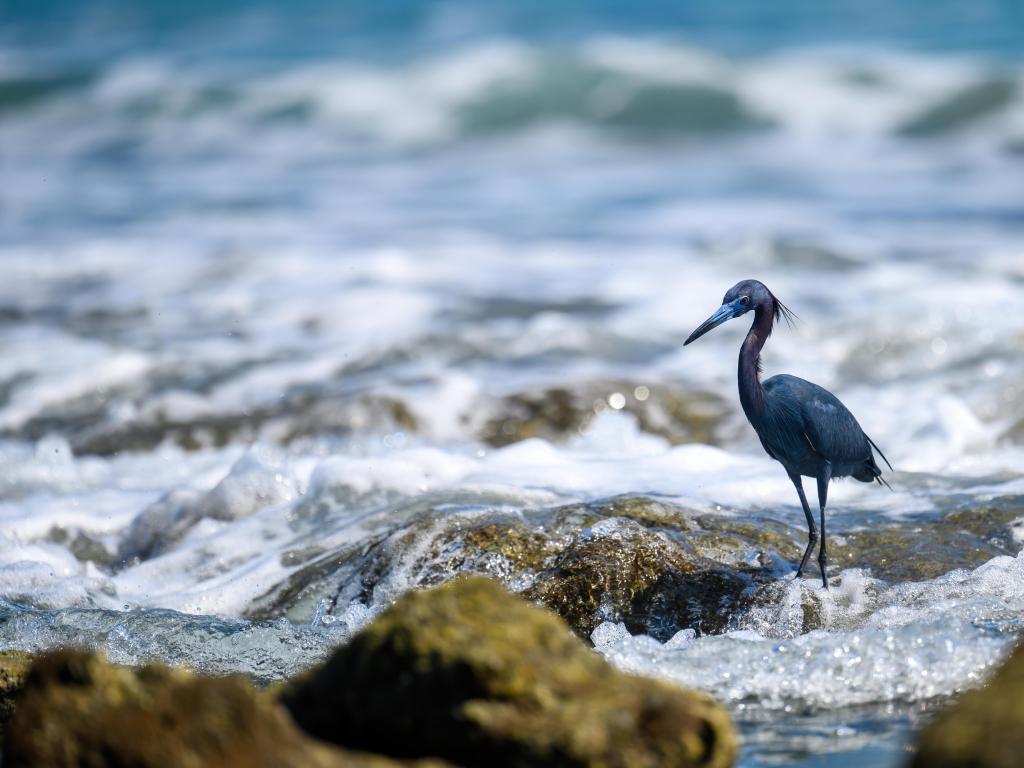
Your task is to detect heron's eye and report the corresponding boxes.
[740,296,750,306]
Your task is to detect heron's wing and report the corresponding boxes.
[799,391,872,465]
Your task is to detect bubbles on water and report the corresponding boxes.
[593,557,1024,712]
[311,599,373,634]
[0,602,357,683]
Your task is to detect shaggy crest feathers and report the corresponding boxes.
[770,291,798,332]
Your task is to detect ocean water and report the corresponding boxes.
[1,2,1024,765]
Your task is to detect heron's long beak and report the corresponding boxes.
[684,301,740,346]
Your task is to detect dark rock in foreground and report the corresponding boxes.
[0,651,30,738]
[3,649,446,768]
[281,575,737,768]
[910,641,1024,768]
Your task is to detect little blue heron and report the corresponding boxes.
[684,279,891,588]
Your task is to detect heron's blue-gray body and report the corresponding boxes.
[685,279,890,588]
[756,375,880,481]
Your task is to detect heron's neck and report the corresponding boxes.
[738,306,773,422]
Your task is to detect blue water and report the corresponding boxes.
[4,0,1024,60]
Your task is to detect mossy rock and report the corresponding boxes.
[251,495,784,636]
[280,576,737,768]
[832,496,1024,582]
[3,649,448,768]
[478,380,730,447]
[524,517,752,640]
[258,493,1024,639]
[348,498,762,640]
[0,650,31,737]
[911,641,1024,768]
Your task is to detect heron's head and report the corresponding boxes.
[684,279,794,345]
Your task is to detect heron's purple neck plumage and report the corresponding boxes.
[737,304,774,424]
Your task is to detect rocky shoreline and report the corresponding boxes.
[4,490,1024,767]
[1,577,736,768]
[2,574,1022,767]
[248,492,1024,641]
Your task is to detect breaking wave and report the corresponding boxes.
[1,40,1022,148]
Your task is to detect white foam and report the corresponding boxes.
[593,555,1024,709]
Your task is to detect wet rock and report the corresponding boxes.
[254,493,1024,638]
[277,395,417,445]
[477,380,730,447]
[3,648,446,768]
[46,526,114,567]
[911,640,1024,768]
[523,516,752,640]
[74,410,260,455]
[280,576,737,768]
[360,512,564,599]
[246,486,559,622]
[0,650,31,737]
[14,372,724,455]
[832,495,1024,582]
[70,390,418,456]
[481,387,581,446]
[251,495,785,637]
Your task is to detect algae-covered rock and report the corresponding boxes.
[254,492,1024,640]
[910,640,1024,768]
[250,495,786,637]
[281,576,737,768]
[478,380,730,447]
[0,650,31,736]
[3,649,446,768]
[833,495,1024,582]
[524,517,751,640]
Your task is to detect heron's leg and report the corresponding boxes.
[816,462,832,589]
[787,471,817,578]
